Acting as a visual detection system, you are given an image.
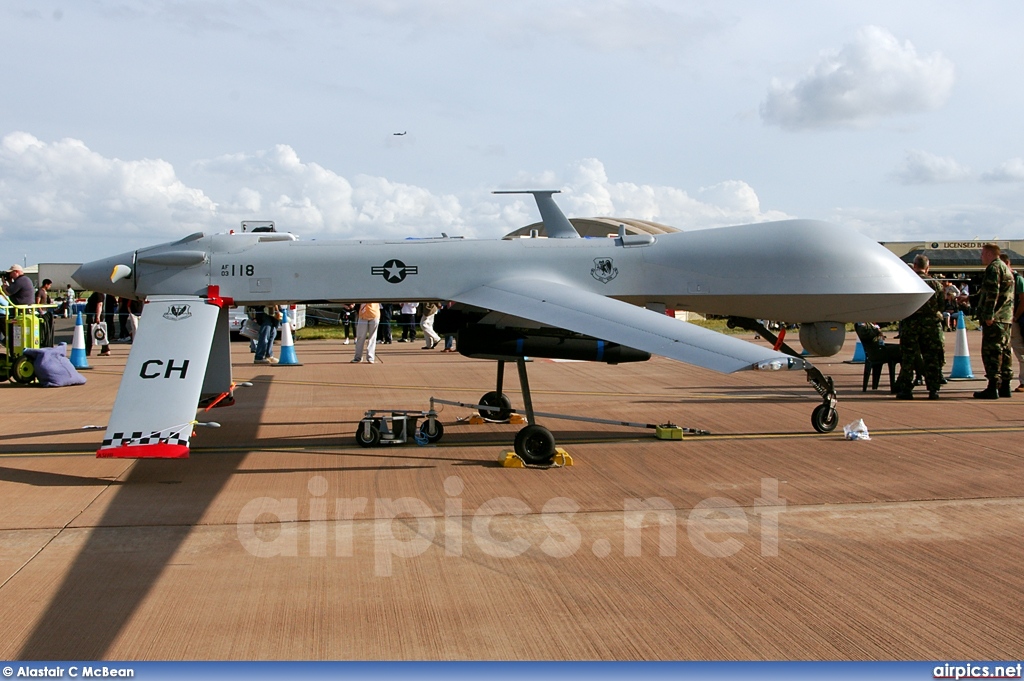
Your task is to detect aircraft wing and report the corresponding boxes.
[451,279,807,374]
[98,295,220,459]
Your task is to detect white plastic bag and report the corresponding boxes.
[240,319,260,340]
[843,418,871,441]
[91,322,109,347]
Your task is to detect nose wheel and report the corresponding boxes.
[807,367,838,433]
[811,403,838,433]
[728,316,840,434]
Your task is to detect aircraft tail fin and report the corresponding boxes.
[494,190,580,238]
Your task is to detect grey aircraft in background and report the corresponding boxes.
[73,191,932,464]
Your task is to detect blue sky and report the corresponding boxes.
[3,1,1024,264]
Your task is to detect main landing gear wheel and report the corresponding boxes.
[418,420,444,444]
[811,404,838,433]
[514,424,556,466]
[478,391,513,421]
[355,421,381,447]
[13,356,35,384]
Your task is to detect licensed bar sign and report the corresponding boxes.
[937,241,1010,249]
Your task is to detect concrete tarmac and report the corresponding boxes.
[1,325,1022,660]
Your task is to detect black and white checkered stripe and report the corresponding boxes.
[101,428,190,448]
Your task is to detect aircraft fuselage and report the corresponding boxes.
[74,219,931,323]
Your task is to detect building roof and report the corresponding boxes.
[504,217,679,239]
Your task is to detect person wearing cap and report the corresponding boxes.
[4,264,34,306]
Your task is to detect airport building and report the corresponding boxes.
[879,240,1024,276]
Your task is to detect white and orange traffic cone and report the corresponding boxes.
[276,308,301,366]
[69,311,90,369]
[949,310,974,379]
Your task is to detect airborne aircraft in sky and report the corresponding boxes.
[73,191,931,464]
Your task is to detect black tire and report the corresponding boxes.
[811,404,838,433]
[13,356,35,384]
[355,420,381,447]
[478,391,513,421]
[514,424,556,466]
[307,316,319,327]
[419,420,444,443]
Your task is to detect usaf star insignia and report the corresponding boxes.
[372,259,419,283]
[591,258,618,284]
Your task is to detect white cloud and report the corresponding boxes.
[0,133,790,262]
[195,145,466,238]
[838,204,1024,243]
[505,158,789,230]
[982,158,1024,183]
[558,158,789,227]
[761,26,955,130]
[0,131,216,240]
[891,150,971,185]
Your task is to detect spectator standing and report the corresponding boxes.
[117,297,131,341]
[340,303,356,345]
[254,305,282,364]
[377,303,394,344]
[35,279,54,347]
[352,303,380,363]
[441,301,457,352]
[0,287,9,348]
[65,284,75,317]
[103,293,118,345]
[35,278,52,306]
[399,302,418,342]
[4,264,34,305]
[420,301,441,349]
[942,290,960,332]
[83,291,110,356]
[127,298,143,341]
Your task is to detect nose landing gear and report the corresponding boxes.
[727,316,839,433]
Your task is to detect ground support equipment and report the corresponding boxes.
[355,408,444,448]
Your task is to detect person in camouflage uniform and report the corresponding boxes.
[967,244,1014,399]
[895,255,945,399]
[1000,253,1024,392]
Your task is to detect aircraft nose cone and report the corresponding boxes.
[73,251,135,297]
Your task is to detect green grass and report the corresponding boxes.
[296,325,361,341]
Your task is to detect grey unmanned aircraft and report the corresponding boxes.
[73,191,932,464]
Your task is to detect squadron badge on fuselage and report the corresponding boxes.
[372,259,419,284]
[591,258,618,284]
[163,304,192,321]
